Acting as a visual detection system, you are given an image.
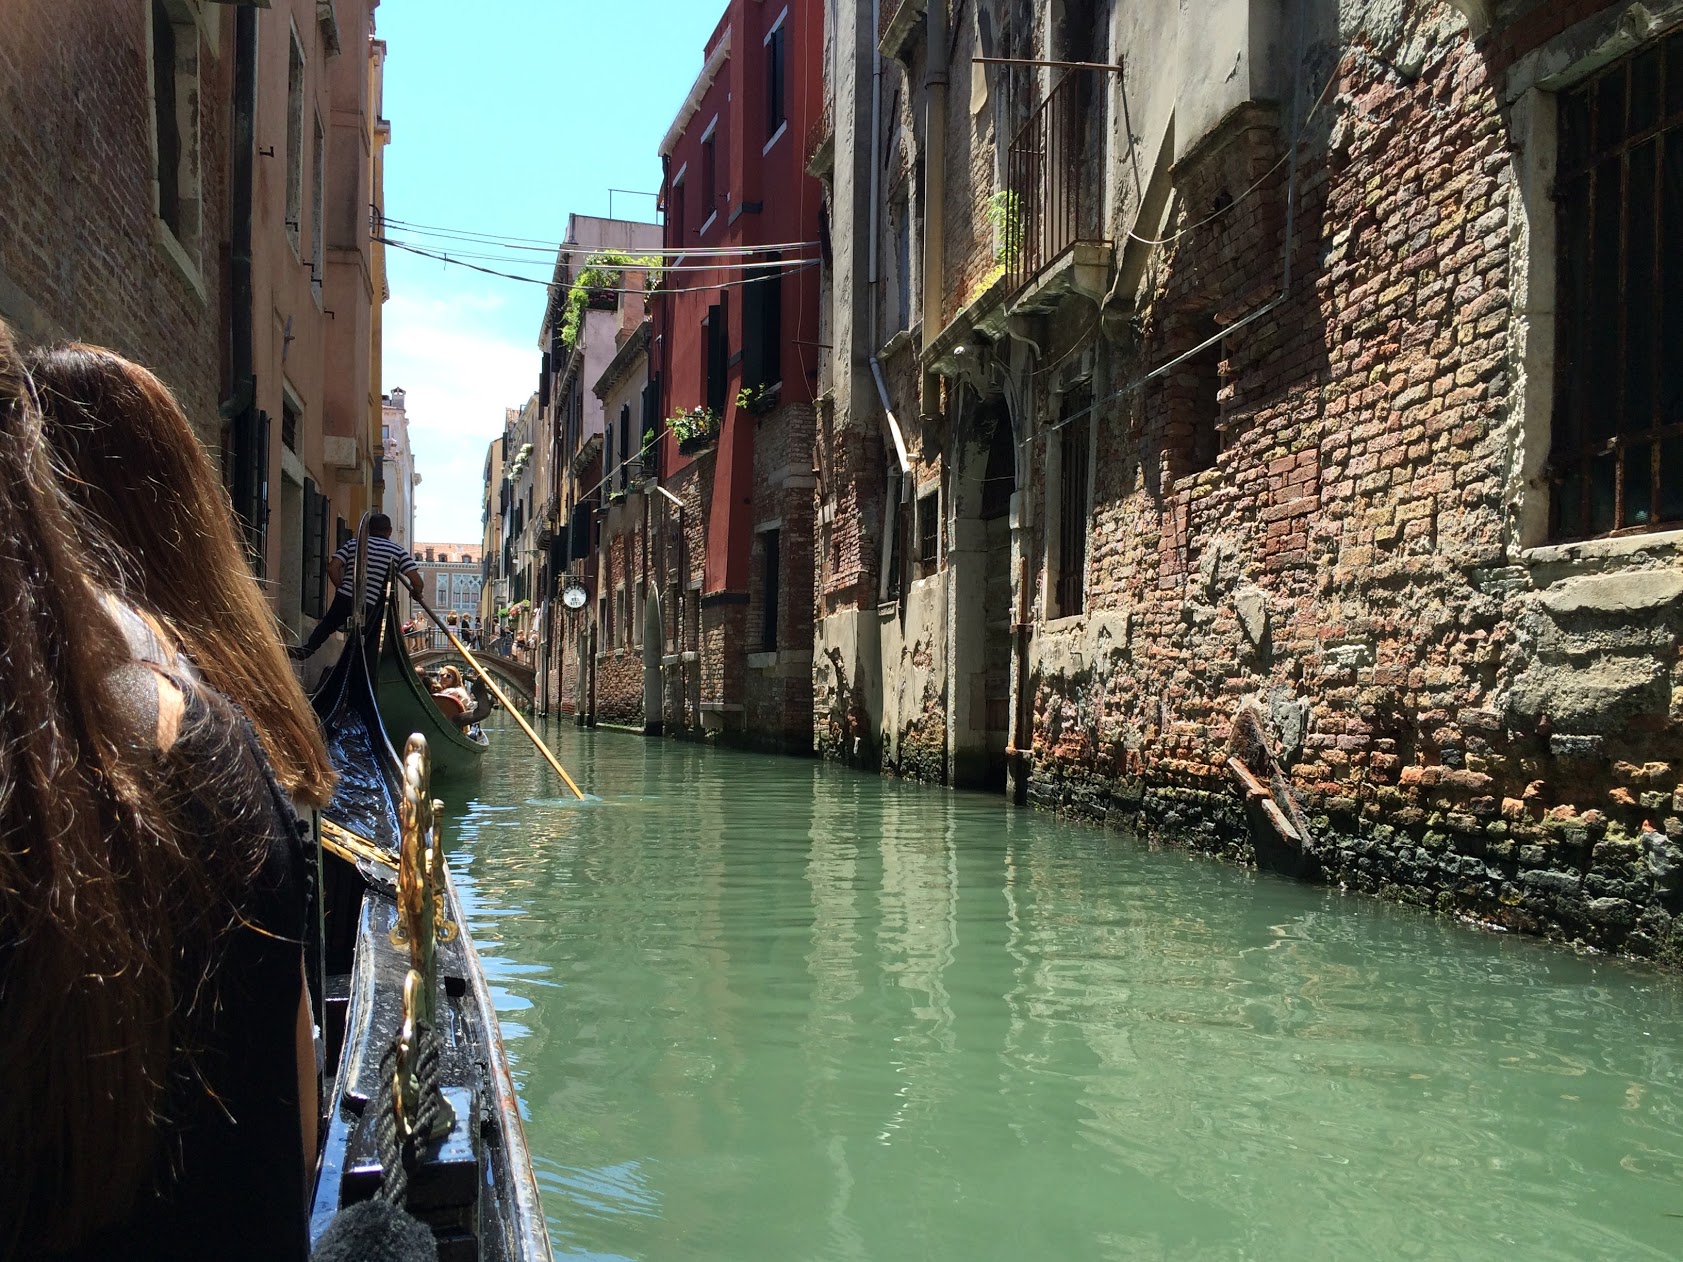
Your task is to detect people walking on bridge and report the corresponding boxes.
[289,513,424,660]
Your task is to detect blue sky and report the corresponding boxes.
[380,0,723,543]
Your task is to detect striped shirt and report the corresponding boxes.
[333,535,421,607]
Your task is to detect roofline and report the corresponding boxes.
[658,27,732,158]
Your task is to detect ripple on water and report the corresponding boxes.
[444,720,1683,1262]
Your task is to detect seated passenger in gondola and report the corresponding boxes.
[1,324,315,1260]
[429,664,477,728]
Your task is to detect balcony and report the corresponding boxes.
[1004,72,1110,304]
[879,0,925,60]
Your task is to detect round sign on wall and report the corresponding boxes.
[562,584,588,611]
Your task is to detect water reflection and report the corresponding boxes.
[447,718,1683,1261]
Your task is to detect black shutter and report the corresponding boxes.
[642,373,662,479]
[335,515,350,549]
[302,478,326,617]
[742,262,781,391]
[705,298,728,415]
[619,405,631,492]
[231,408,270,573]
[539,351,552,410]
[762,262,781,386]
[569,502,593,562]
[761,528,780,649]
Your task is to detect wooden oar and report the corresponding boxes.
[414,594,586,800]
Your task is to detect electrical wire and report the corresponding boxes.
[382,215,820,258]
[380,237,819,297]
[380,237,817,274]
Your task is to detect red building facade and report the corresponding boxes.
[651,0,823,751]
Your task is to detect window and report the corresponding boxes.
[1184,326,1223,477]
[917,489,939,564]
[1056,386,1090,617]
[149,0,201,261]
[704,298,729,416]
[890,192,912,334]
[616,586,629,648]
[980,404,1015,521]
[311,113,325,300]
[151,1,181,234]
[437,576,449,607]
[281,397,299,452]
[700,121,718,229]
[760,528,780,650]
[285,29,305,253]
[884,468,907,602]
[742,258,782,389]
[765,12,787,141]
[1550,29,1683,540]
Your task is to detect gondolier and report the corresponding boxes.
[290,513,424,660]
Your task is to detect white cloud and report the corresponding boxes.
[382,291,538,544]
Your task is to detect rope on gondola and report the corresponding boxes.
[373,1017,449,1206]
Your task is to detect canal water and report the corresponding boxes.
[443,716,1683,1261]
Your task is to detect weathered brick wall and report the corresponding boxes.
[742,399,817,752]
[594,518,647,726]
[1021,15,1683,962]
[0,1,231,444]
[595,647,645,726]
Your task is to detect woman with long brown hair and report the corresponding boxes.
[26,342,336,809]
[0,321,313,1258]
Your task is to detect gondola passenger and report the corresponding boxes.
[0,323,314,1259]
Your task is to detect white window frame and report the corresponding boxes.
[147,0,205,298]
[1502,3,1683,557]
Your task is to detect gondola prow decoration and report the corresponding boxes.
[380,735,456,1201]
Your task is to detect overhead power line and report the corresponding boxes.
[381,237,817,274]
[380,237,820,297]
[381,215,819,259]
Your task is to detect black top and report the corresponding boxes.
[50,670,312,1262]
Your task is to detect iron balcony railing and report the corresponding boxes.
[1005,72,1091,299]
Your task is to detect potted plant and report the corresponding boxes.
[736,383,777,417]
[670,405,721,456]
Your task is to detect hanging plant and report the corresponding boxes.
[736,383,777,416]
[558,251,662,352]
[669,405,721,454]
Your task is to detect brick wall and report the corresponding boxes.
[0,1,231,444]
[1019,14,1683,962]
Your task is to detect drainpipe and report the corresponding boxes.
[921,0,949,356]
[867,3,912,477]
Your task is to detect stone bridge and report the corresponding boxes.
[413,647,535,703]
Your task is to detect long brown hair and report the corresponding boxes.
[0,322,196,1249]
[28,343,337,807]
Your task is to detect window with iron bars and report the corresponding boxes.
[1550,29,1683,541]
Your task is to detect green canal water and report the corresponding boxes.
[443,717,1683,1261]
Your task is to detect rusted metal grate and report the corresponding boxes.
[1005,72,1088,298]
[1550,27,1683,541]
